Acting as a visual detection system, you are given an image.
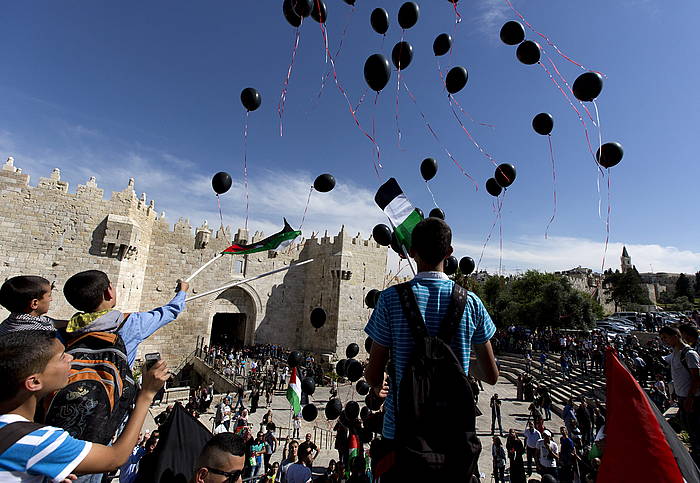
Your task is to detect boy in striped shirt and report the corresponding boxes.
[0,330,168,482]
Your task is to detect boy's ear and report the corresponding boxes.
[446,245,454,258]
[28,298,40,311]
[104,283,115,301]
[23,373,44,394]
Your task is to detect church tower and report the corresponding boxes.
[621,246,632,273]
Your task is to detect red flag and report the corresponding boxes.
[598,348,684,482]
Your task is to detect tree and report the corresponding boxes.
[695,271,700,297]
[676,273,694,301]
[604,268,651,311]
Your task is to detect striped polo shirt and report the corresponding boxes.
[364,272,496,439]
[0,414,92,482]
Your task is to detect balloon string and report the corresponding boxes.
[477,200,499,273]
[395,31,405,149]
[452,1,462,25]
[504,0,605,77]
[448,94,499,168]
[593,100,603,161]
[403,81,478,190]
[313,11,382,180]
[601,171,612,271]
[371,92,382,179]
[278,27,302,137]
[243,110,250,231]
[544,134,558,239]
[316,7,354,100]
[498,195,504,276]
[216,194,224,229]
[353,89,367,114]
[299,185,314,231]
[425,181,439,208]
[538,61,601,172]
[449,95,496,129]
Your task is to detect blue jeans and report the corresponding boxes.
[75,473,103,483]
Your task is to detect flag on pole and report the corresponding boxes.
[348,433,361,463]
[286,367,302,416]
[374,178,422,252]
[223,219,300,255]
[598,348,699,482]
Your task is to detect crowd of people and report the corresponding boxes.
[1,217,700,482]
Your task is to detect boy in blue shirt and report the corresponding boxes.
[0,330,168,482]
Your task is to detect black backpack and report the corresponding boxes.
[391,282,482,478]
[42,321,137,444]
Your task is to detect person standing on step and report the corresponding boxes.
[490,393,503,436]
[523,421,541,477]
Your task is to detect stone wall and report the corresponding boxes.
[0,159,389,365]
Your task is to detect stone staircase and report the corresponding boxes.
[496,352,607,416]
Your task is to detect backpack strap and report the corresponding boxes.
[0,421,46,456]
[437,284,468,344]
[394,282,428,341]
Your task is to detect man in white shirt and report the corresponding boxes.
[522,421,541,476]
[535,430,558,479]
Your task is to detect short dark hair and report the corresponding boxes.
[0,276,51,313]
[63,270,111,312]
[679,323,699,339]
[411,218,452,266]
[659,326,681,338]
[0,330,58,400]
[196,433,246,470]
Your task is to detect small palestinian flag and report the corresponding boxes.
[223,218,300,255]
[374,178,422,254]
[348,433,360,463]
[286,367,302,416]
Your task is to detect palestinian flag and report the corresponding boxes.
[374,178,422,253]
[598,348,700,482]
[286,367,302,416]
[348,433,360,463]
[222,218,300,255]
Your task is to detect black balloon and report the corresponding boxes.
[596,142,624,168]
[365,289,380,309]
[420,158,438,181]
[433,33,452,57]
[212,172,232,195]
[325,399,343,420]
[445,66,468,94]
[372,224,392,247]
[495,163,516,188]
[240,87,261,112]
[360,406,371,420]
[459,256,475,275]
[346,343,360,359]
[485,177,502,197]
[444,255,458,276]
[343,0,355,4]
[292,0,313,17]
[310,0,326,23]
[344,400,360,420]
[364,54,391,92]
[364,336,373,353]
[429,208,445,220]
[365,411,384,432]
[370,8,389,35]
[516,40,541,65]
[313,173,336,192]
[282,0,302,27]
[397,2,419,29]
[391,41,413,70]
[336,359,347,377]
[302,403,318,421]
[356,380,370,396]
[288,350,303,367]
[573,71,604,102]
[310,307,326,329]
[390,231,407,259]
[416,207,424,219]
[301,377,316,395]
[346,359,363,382]
[365,392,383,411]
[359,426,374,444]
[500,21,525,45]
[532,112,554,136]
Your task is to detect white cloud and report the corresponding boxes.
[475,0,510,38]
[453,235,700,276]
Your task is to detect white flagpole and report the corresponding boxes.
[185,253,225,282]
[185,258,314,302]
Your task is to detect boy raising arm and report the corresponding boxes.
[0,330,169,482]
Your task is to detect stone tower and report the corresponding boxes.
[621,246,632,273]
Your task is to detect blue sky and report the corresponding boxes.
[2,0,699,274]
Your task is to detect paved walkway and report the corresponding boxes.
[145,374,564,481]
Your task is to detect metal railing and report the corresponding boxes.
[313,425,334,451]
